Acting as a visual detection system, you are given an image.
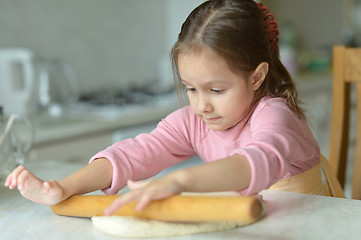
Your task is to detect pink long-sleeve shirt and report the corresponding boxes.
[90,97,320,195]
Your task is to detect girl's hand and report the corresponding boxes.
[4,165,65,205]
[104,172,187,215]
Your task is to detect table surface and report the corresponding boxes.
[1,160,361,240]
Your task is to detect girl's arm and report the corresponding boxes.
[4,158,113,205]
[105,154,251,215]
[59,158,113,198]
[179,154,251,192]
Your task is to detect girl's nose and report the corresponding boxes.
[197,94,213,113]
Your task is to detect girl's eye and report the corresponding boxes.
[186,87,196,92]
[211,89,225,94]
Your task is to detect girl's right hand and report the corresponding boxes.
[104,172,187,216]
[4,165,65,205]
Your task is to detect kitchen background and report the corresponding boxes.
[0,0,359,196]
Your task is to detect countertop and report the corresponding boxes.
[30,92,180,146]
[1,159,361,240]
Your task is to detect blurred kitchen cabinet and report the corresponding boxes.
[27,93,179,164]
[29,121,159,164]
[30,132,112,164]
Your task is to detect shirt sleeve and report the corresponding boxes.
[89,108,197,194]
[232,101,319,195]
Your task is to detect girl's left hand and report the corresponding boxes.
[104,173,186,215]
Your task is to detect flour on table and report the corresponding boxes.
[92,216,244,238]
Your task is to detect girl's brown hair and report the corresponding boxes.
[171,0,305,119]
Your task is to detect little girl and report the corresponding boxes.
[4,0,344,215]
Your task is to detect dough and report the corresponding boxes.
[92,216,244,238]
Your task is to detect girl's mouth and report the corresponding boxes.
[205,117,221,122]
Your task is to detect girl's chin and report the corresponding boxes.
[205,123,228,131]
[205,121,239,131]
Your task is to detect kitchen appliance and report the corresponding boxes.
[0,48,79,117]
[36,59,79,117]
[0,48,35,115]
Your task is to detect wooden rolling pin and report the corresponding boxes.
[51,194,265,224]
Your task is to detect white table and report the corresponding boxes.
[1,160,361,240]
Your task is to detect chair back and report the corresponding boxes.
[330,45,361,199]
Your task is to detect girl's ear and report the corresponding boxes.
[251,62,269,91]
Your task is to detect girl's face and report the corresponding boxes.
[178,51,264,131]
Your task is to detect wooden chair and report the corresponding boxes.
[329,45,361,199]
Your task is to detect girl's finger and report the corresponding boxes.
[136,194,151,211]
[4,174,11,187]
[16,169,32,190]
[104,191,140,216]
[4,167,18,187]
[127,179,150,190]
[5,165,26,189]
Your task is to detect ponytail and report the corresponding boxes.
[257,2,305,119]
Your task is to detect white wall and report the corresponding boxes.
[0,0,168,93]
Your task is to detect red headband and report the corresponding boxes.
[257,3,279,52]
